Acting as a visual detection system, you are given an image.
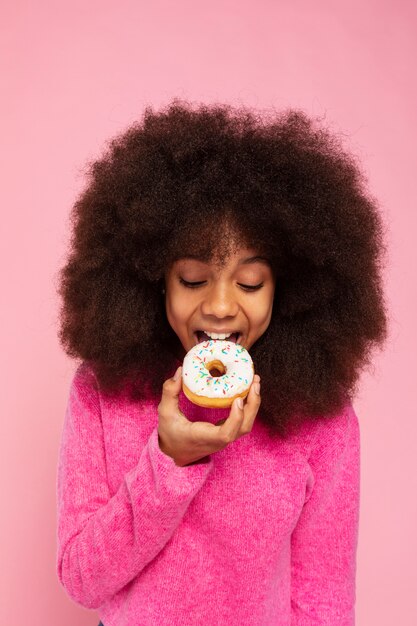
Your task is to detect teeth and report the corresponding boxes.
[204,331,233,340]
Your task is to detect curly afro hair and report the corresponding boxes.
[56,98,389,439]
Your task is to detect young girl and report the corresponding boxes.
[56,99,388,625]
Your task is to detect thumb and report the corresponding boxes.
[172,365,183,385]
[160,366,183,412]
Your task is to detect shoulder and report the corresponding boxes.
[309,400,360,466]
[69,361,101,412]
[73,361,97,385]
[286,400,359,461]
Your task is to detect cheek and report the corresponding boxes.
[255,310,272,332]
[251,292,274,328]
[166,298,179,326]
[165,292,190,328]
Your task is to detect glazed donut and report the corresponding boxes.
[182,339,254,408]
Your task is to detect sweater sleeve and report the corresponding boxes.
[290,402,360,625]
[56,364,213,609]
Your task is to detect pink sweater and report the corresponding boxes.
[56,362,360,625]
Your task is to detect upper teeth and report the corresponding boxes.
[204,331,234,340]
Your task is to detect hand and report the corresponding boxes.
[157,366,261,467]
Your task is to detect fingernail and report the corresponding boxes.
[173,366,182,381]
[254,382,260,395]
[237,397,243,409]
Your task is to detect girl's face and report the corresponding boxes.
[164,245,276,356]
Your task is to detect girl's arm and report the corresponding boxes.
[290,403,360,625]
[56,364,213,609]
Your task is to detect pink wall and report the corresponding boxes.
[1,1,416,624]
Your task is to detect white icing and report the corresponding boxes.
[182,340,254,398]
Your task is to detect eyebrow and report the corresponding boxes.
[238,256,270,266]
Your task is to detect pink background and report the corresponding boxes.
[1,1,416,624]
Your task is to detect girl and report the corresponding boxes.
[56,99,388,625]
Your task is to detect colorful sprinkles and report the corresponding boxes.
[182,339,254,398]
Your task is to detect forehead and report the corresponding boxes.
[170,249,273,280]
[175,252,271,268]
[165,210,278,275]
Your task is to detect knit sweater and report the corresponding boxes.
[56,362,360,626]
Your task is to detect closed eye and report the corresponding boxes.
[179,279,205,288]
[179,278,263,291]
[239,283,264,291]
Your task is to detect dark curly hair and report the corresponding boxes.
[56,98,389,439]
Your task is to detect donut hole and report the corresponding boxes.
[206,359,226,378]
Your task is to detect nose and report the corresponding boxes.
[200,282,239,319]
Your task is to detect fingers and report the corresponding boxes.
[160,368,261,453]
[158,366,183,418]
[216,396,246,444]
[241,375,261,434]
[215,373,261,442]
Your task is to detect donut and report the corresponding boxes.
[182,339,254,408]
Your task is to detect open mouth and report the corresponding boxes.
[195,331,241,344]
